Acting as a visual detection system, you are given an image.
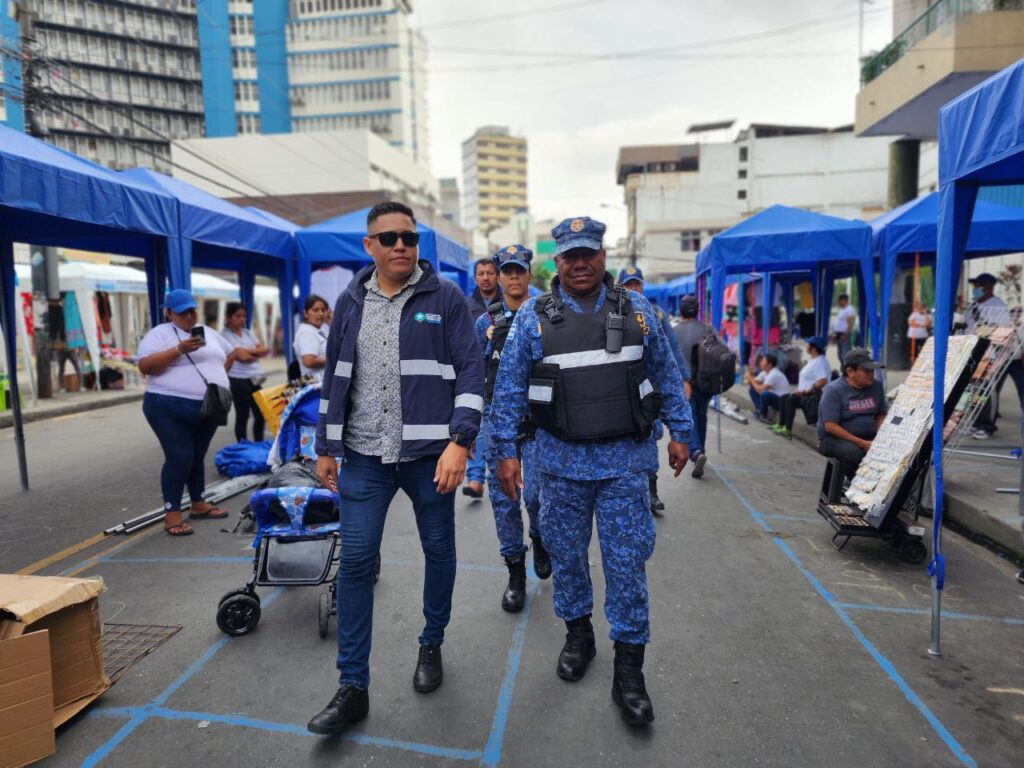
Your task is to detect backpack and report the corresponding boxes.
[695,329,737,395]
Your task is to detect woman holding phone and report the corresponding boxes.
[138,289,236,536]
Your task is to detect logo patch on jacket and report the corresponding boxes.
[414,311,442,325]
[635,312,649,335]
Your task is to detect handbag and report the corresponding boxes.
[178,331,232,425]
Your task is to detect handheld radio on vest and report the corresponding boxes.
[605,287,626,353]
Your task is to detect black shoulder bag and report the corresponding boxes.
[176,328,232,425]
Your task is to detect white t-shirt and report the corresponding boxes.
[756,368,791,396]
[138,323,232,401]
[965,295,1011,332]
[907,311,930,340]
[221,327,264,379]
[293,322,327,379]
[831,305,857,334]
[798,354,831,392]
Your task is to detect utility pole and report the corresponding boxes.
[18,0,59,399]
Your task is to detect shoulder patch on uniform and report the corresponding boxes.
[635,312,649,335]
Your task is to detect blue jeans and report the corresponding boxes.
[334,450,457,689]
[466,421,489,483]
[748,387,781,417]
[142,392,218,511]
[688,389,712,454]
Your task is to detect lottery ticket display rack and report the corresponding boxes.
[816,336,989,565]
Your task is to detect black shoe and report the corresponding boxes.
[462,482,484,498]
[557,615,596,682]
[413,644,443,693]
[530,535,552,580]
[502,555,527,613]
[611,642,655,726]
[1016,570,1024,586]
[691,452,707,480]
[649,474,665,515]
[307,685,369,735]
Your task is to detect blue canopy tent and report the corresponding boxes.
[0,126,182,490]
[695,205,878,359]
[122,169,297,358]
[295,208,471,302]
[871,191,1024,356]
[932,58,1024,657]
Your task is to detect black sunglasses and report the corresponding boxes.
[369,230,419,247]
[495,251,531,265]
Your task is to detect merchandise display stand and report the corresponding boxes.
[816,336,988,565]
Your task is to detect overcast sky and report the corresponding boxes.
[412,0,897,242]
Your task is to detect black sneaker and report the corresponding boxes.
[307,685,369,735]
[461,482,484,498]
[413,643,443,693]
[691,452,707,479]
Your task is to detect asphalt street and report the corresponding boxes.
[2,402,1023,767]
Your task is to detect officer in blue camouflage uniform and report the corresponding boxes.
[476,244,552,613]
[618,266,687,515]
[490,216,692,727]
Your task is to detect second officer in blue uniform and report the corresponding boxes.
[476,244,551,613]
[490,217,692,726]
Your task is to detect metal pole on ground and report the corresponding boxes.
[0,243,30,491]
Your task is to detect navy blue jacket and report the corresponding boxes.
[315,260,485,460]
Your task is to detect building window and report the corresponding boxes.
[679,231,701,252]
[738,146,748,162]
[738,169,747,180]
[737,189,747,200]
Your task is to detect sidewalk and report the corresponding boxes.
[723,373,1024,560]
[0,355,289,429]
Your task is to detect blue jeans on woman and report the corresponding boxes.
[142,392,218,511]
[334,449,457,690]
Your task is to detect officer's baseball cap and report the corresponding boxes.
[843,347,882,370]
[618,266,644,285]
[163,288,197,314]
[551,216,606,255]
[968,272,997,286]
[493,244,533,271]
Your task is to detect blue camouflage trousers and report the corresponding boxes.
[539,470,655,644]
[486,439,540,558]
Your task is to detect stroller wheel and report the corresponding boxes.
[218,588,258,607]
[899,538,928,565]
[374,553,381,585]
[217,594,261,636]
[318,592,330,639]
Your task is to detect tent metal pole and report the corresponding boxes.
[0,239,29,491]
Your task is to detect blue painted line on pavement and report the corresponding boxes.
[81,713,148,768]
[480,581,541,767]
[90,706,482,761]
[755,513,820,523]
[837,602,1024,626]
[711,465,977,768]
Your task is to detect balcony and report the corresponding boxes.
[855,0,1024,138]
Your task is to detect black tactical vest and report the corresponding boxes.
[528,276,661,442]
[484,301,514,403]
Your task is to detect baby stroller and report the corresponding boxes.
[215,385,379,638]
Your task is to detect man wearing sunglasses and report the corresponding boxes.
[489,216,692,727]
[310,201,485,736]
[476,244,552,613]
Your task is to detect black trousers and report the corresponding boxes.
[974,359,1024,434]
[778,392,807,431]
[228,376,265,443]
[817,435,865,481]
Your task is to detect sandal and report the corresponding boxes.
[164,520,194,536]
[189,504,228,520]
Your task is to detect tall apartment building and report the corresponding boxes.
[0,0,205,171]
[196,0,428,164]
[616,124,893,279]
[461,126,528,235]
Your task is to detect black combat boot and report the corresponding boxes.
[501,555,527,613]
[649,474,665,516]
[413,643,443,693]
[611,642,655,726]
[530,535,552,580]
[557,615,596,682]
[307,685,369,735]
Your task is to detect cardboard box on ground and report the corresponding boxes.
[0,575,109,768]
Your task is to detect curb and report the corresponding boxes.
[0,391,145,429]
[721,389,1024,561]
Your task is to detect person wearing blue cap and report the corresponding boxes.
[476,244,551,612]
[771,336,831,440]
[137,289,236,536]
[618,266,687,515]
[489,216,692,727]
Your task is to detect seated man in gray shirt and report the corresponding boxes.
[816,348,887,481]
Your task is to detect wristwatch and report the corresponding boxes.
[449,433,472,448]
